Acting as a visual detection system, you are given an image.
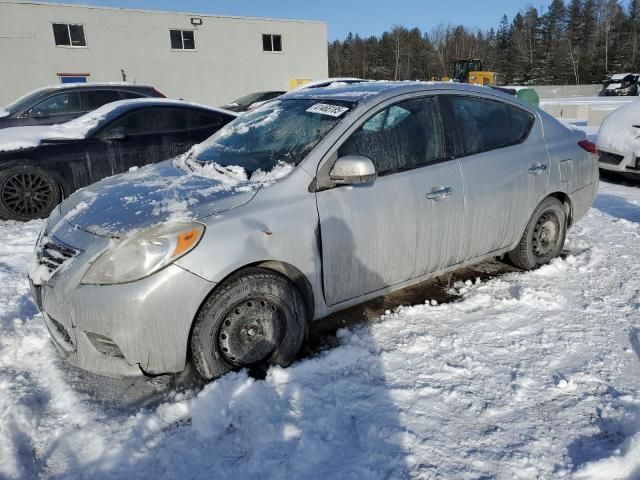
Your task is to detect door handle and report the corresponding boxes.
[528,164,548,175]
[426,186,453,200]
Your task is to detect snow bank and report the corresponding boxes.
[574,395,640,479]
[1,181,640,478]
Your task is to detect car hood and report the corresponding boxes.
[0,124,86,152]
[58,159,261,237]
[598,100,640,156]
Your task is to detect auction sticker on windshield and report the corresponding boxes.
[306,103,350,117]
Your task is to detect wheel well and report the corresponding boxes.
[186,261,315,367]
[548,192,573,226]
[251,261,315,320]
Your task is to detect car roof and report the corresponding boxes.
[28,82,155,95]
[283,80,518,105]
[80,98,237,122]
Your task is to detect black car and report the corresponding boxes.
[221,91,286,112]
[0,99,236,221]
[0,83,165,129]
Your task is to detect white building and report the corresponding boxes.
[0,1,328,105]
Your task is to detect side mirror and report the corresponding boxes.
[101,127,126,141]
[28,109,49,119]
[330,155,377,185]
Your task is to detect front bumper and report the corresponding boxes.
[30,222,214,378]
[598,148,640,176]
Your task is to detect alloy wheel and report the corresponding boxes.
[1,172,54,218]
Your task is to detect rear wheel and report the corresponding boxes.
[190,267,308,381]
[506,197,567,270]
[0,165,60,221]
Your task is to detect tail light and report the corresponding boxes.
[578,139,599,158]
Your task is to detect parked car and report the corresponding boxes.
[0,83,165,129]
[597,101,640,179]
[221,91,286,112]
[0,99,236,220]
[29,82,598,381]
[599,73,640,96]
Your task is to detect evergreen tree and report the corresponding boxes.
[326,0,637,86]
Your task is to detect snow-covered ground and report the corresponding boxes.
[1,179,639,479]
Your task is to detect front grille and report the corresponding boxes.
[598,150,624,165]
[39,240,79,274]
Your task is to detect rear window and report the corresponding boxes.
[450,96,534,156]
[84,90,122,110]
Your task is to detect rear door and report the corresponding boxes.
[80,90,123,114]
[443,94,547,259]
[407,96,467,277]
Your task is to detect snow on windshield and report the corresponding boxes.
[192,99,349,176]
[0,107,9,118]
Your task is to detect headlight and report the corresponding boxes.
[81,222,204,285]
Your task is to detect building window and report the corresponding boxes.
[52,23,86,47]
[170,29,195,50]
[262,34,282,52]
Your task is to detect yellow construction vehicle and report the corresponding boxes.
[452,59,499,85]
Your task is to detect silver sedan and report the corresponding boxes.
[28,82,599,380]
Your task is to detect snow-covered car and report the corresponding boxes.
[597,100,640,178]
[0,99,236,221]
[28,82,598,381]
[599,73,640,97]
[0,83,165,129]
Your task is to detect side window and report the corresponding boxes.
[338,98,445,175]
[120,91,146,100]
[507,106,534,144]
[106,110,159,136]
[83,90,122,111]
[450,96,532,156]
[156,108,188,132]
[28,92,81,117]
[186,111,224,129]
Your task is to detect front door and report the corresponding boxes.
[317,96,451,305]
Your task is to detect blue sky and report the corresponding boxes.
[43,0,555,40]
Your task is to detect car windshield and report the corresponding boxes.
[1,88,53,116]
[193,99,353,175]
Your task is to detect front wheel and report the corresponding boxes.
[190,267,308,381]
[0,165,60,221]
[506,197,567,270]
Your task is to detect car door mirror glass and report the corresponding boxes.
[330,155,377,185]
[101,127,126,141]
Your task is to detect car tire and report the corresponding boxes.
[0,165,60,221]
[190,267,308,381]
[506,197,567,270]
